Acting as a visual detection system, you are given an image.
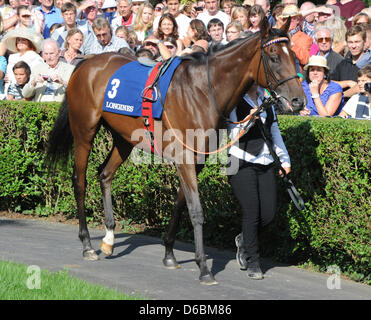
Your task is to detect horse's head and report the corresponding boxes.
[256,18,306,114]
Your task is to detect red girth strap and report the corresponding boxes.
[142,62,162,154]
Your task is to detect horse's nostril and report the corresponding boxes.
[291,97,304,110]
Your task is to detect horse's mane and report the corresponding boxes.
[180,27,289,64]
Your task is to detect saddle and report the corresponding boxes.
[102,57,182,153]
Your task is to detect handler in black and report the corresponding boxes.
[228,86,291,280]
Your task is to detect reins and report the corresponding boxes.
[162,103,264,155]
[161,35,297,155]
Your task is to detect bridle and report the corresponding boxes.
[258,36,300,106]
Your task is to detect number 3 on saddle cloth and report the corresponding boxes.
[103,57,182,153]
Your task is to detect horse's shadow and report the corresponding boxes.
[91,232,290,277]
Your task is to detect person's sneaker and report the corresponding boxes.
[235,233,248,270]
[246,260,263,280]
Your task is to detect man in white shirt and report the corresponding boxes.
[153,0,190,40]
[197,0,230,32]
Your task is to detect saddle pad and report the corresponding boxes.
[102,57,182,119]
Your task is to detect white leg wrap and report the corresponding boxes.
[103,227,114,246]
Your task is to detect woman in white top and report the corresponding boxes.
[2,28,44,93]
[228,86,291,280]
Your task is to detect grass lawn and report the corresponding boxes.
[0,260,145,300]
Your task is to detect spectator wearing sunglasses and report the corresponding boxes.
[16,5,42,33]
[163,36,178,57]
[312,26,344,80]
[154,2,164,18]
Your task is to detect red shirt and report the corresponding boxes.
[121,13,134,27]
[335,0,366,29]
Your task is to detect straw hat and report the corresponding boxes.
[279,5,301,19]
[304,56,329,71]
[2,28,42,53]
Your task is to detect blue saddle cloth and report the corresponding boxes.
[102,57,182,119]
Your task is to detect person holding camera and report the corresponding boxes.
[339,65,371,120]
[22,38,74,102]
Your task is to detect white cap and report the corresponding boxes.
[102,0,117,9]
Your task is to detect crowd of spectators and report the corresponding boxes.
[0,0,369,118]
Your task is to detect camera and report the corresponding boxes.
[195,6,203,11]
[364,82,371,93]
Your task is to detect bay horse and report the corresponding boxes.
[46,20,305,285]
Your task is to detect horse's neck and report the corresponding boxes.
[208,37,260,118]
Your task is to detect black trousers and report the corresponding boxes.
[229,157,277,262]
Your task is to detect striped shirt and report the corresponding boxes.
[51,20,95,55]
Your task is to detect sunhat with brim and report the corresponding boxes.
[303,56,329,71]
[279,4,302,19]
[2,28,42,53]
[102,0,117,9]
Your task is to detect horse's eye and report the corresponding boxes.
[270,56,280,64]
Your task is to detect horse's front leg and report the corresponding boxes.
[176,163,217,285]
[163,164,205,269]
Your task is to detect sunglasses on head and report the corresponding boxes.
[317,37,331,43]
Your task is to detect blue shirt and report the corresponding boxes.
[0,56,7,95]
[302,80,344,116]
[356,50,371,69]
[37,5,64,39]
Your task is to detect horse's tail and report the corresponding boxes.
[45,94,73,170]
[45,58,91,171]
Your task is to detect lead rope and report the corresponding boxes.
[255,118,305,211]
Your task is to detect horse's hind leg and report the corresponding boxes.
[163,186,185,269]
[73,142,99,260]
[99,138,133,256]
[163,164,204,269]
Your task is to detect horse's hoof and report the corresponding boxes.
[83,249,99,261]
[163,257,181,269]
[199,273,218,286]
[100,240,114,256]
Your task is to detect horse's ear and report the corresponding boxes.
[260,16,270,39]
[281,16,291,35]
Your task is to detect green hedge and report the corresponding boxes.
[0,101,370,283]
